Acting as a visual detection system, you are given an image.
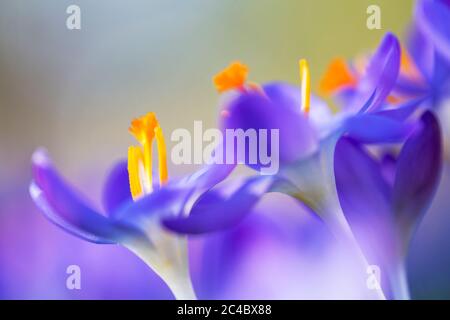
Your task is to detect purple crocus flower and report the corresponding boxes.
[334,111,443,299]
[208,33,413,233]
[395,0,450,109]
[393,0,450,159]
[29,112,275,300]
[397,15,450,109]
[201,33,429,299]
[215,33,414,173]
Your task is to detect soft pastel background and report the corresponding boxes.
[1,0,449,299]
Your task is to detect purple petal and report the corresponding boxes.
[394,75,429,99]
[162,176,277,234]
[221,83,318,167]
[392,111,443,247]
[334,138,397,294]
[114,185,193,231]
[348,33,401,113]
[416,0,450,63]
[182,160,236,192]
[380,153,397,188]
[374,97,426,121]
[261,82,302,113]
[335,138,394,242]
[407,21,436,81]
[344,113,416,143]
[115,161,235,231]
[102,160,132,217]
[263,82,335,136]
[30,149,141,244]
[430,50,450,91]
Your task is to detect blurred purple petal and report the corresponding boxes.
[115,185,192,228]
[380,153,397,188]
[0,196,173,299]
[416,0,450,63]
[30,149,140,244]
[407,21,436,81]
[263,82,335,136]
[182,161,236,192]
[102,160,132,217]
[221,84,318,166]
[392,111,443,247]
[430,51,450,92]
[191,193,376,299]
[349,33,401,113]
[375,97,426,121]
[262,81,302,113]
[393,75,429,100]
[163,176,277,234]
[344,114,415,143]
[335,138,397,295]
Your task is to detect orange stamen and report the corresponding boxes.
[400,47,422,81]
[319,58,357,96]
[213,61,249,93]
[127,112,168,200]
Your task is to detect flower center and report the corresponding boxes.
[128,112,168,200]
[299,59,311,115]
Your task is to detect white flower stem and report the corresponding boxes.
[124,241,198,300]
[389,262,411,300]
[165,273,198,300]
[322,205,387,300]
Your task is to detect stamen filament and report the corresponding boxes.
[143,138,153,192]
[299,59,311,115]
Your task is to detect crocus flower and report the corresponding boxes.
[29,112,274,299]
[319,33,425,125]
[211,34,410,224]
[205,33,426,299]
[215,33,414,172]
[321,2,449,156]
[392,0,450,158]
[395,21,450,110]
[334,111,443,299]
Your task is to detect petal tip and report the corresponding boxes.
[32,148,51,168]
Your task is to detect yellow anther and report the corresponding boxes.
[213,61,249,93]
[127,112,168,200]
[299,59,311,115]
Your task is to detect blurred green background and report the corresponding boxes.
[0,0,413,207]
